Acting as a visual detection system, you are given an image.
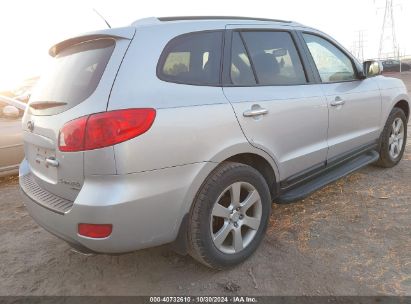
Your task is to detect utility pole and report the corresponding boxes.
[378,0,398,59]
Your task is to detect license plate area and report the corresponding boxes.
[27,145,58,184]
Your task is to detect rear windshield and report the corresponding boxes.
[30,39,115,115]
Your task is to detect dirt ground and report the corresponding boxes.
[0,73,410,296]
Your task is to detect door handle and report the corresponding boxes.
[243,107,269,117]
[330,96,345,107]
[45,157,59,168]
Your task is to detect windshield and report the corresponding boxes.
[30,38,115,115]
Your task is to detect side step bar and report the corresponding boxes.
[277,150,379,203]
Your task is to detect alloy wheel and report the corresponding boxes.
[388,117,405,160]
[210,182,262,254]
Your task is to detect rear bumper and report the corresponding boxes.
[19,158,213,253]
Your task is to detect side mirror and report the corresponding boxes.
[2,105,20,119]
[363,60,383,77]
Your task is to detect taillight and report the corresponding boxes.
[58,116,88,152]
[59,108,156,152]
[78,223,112,238]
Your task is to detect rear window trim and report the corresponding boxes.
[156,30,225,87]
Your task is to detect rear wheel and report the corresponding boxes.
[376,107,407,168]
[188,162,271,269]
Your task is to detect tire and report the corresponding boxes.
[188,162,271,269]
[376,107,407,168]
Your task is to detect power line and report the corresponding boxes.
[351,30,367,62]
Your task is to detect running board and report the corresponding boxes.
[277,150,379,203]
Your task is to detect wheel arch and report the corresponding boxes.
[393,99,410,120]
[224,153,278,199]
[208,143,280,185]
[183,144,280,215]
[381,93,410,131]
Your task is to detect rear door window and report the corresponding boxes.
[30,39,115,115]
[157,31,223,86]
[238,31,307,85]
[230,32,256,85]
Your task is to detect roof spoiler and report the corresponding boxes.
[49,26,135,57]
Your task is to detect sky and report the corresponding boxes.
[0,0,410,90]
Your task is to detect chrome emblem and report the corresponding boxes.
[27,120,34,132]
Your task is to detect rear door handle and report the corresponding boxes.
[243,107,269,117]
[330,96,345,107]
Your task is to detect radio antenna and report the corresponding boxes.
[93,8,111,29]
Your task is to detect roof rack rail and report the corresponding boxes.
[157,16,292,23]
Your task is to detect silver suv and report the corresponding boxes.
[19,17,409,269]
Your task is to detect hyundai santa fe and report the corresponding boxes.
[19,16,409,269]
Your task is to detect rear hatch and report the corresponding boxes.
[22,27,135,201]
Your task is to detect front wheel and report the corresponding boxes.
[376,107,407,168]
[188,162,271,269]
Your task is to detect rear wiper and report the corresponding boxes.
[30,101,67,110]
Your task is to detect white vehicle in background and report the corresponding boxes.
[0,95,26,177]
